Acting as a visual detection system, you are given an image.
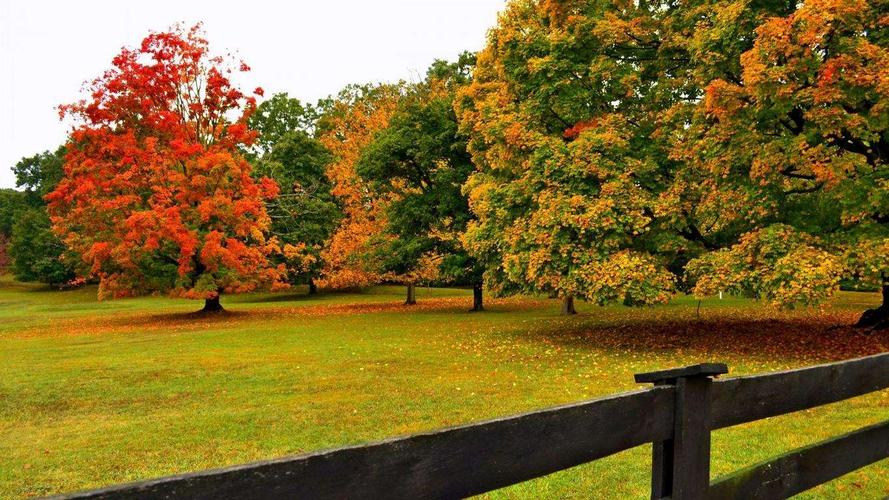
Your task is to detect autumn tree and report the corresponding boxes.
[47,25,285,312]
[463,0,885,323]
[249,93,341,293]
[456,0,793,314]
[316,84,401,291]
[358,54,486,310]
[681,0,888,328]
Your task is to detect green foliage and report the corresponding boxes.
[686,225,844,308]
[5,147,75,284]
[457,0,736,303]
[249,94,342,286]
[357,56,482,287]
[678,0,888,307]
[2,147,65,238]
[0,189,28,237]
[9,208,75,285]
[13,146,66,204]
[425,51,475,86]
[248,94,320,157]
[5,2,886,315]
[459,0,885,310]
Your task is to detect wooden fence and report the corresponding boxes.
[53,353,889,499]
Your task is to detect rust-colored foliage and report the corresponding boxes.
[681,0,888,309]
[316,86,401,290]
[459,0,887,316]
[47,25,286,301]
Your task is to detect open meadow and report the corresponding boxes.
[1,276,886,498]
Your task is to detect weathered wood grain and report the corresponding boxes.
[638,363,725,499]
[710,353,889,429]
[708,420,889,499]
[665,376,716,500]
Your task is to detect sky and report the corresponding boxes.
[0,0,507,188]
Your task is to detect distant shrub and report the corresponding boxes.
[9,208,75,286]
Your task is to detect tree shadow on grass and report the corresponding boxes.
[234,292,317,304]
[59,296,888,365]
[129,309,253,326]
[527,316,889,364]
[233,290,383,305]
[99,297,485,332]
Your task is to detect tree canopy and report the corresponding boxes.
[249,93,341,291]
[357,54,486,309]
[248,93,321,157]
[3,147,75,285]
[46,25,285,311]
[316,84,402,290]
[457,0,885,319]
[682,0,888,324]
[9,3,885,324]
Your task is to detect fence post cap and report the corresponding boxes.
[634,363,729,384]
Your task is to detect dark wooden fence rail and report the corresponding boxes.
[52,353,889,500]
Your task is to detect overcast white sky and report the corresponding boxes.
[0,0,506,188]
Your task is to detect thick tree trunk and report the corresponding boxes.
[561,295,577,316]
[405,283,417,306]
[856,274,888,330]
[471,283,484,312]
[308,279,318,295]
[202,294,224,313]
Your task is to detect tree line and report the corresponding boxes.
[0,0,885,328]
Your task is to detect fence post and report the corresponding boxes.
[636,363,728,500]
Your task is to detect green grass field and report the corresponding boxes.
[1,276,887,498]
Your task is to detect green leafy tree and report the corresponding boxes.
[249,94,342,292]
[9,209,75,286]
[0,189,28,272]
[680,0,888,328]
[0,189,28,238]
[248,93,320,157]
[13,146,66,204]
[456,0,813,315]
[358,54,485,310]
[461,0,883,322]
[6,147,75,284]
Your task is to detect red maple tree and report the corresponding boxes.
[47,25,286,312]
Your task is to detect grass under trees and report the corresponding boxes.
[0,276,887,498]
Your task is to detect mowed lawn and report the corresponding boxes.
[1,276,887,499]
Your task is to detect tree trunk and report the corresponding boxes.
[405,283,417,306]
[561,295,577,315]
[202,294,224,313]
[308,279,318,295]
[856,274,888,329]
[471,283,484,312]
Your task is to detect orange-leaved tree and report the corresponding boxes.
[47,25,286,312]
[680,0,888,327]
[316,84,401,291]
